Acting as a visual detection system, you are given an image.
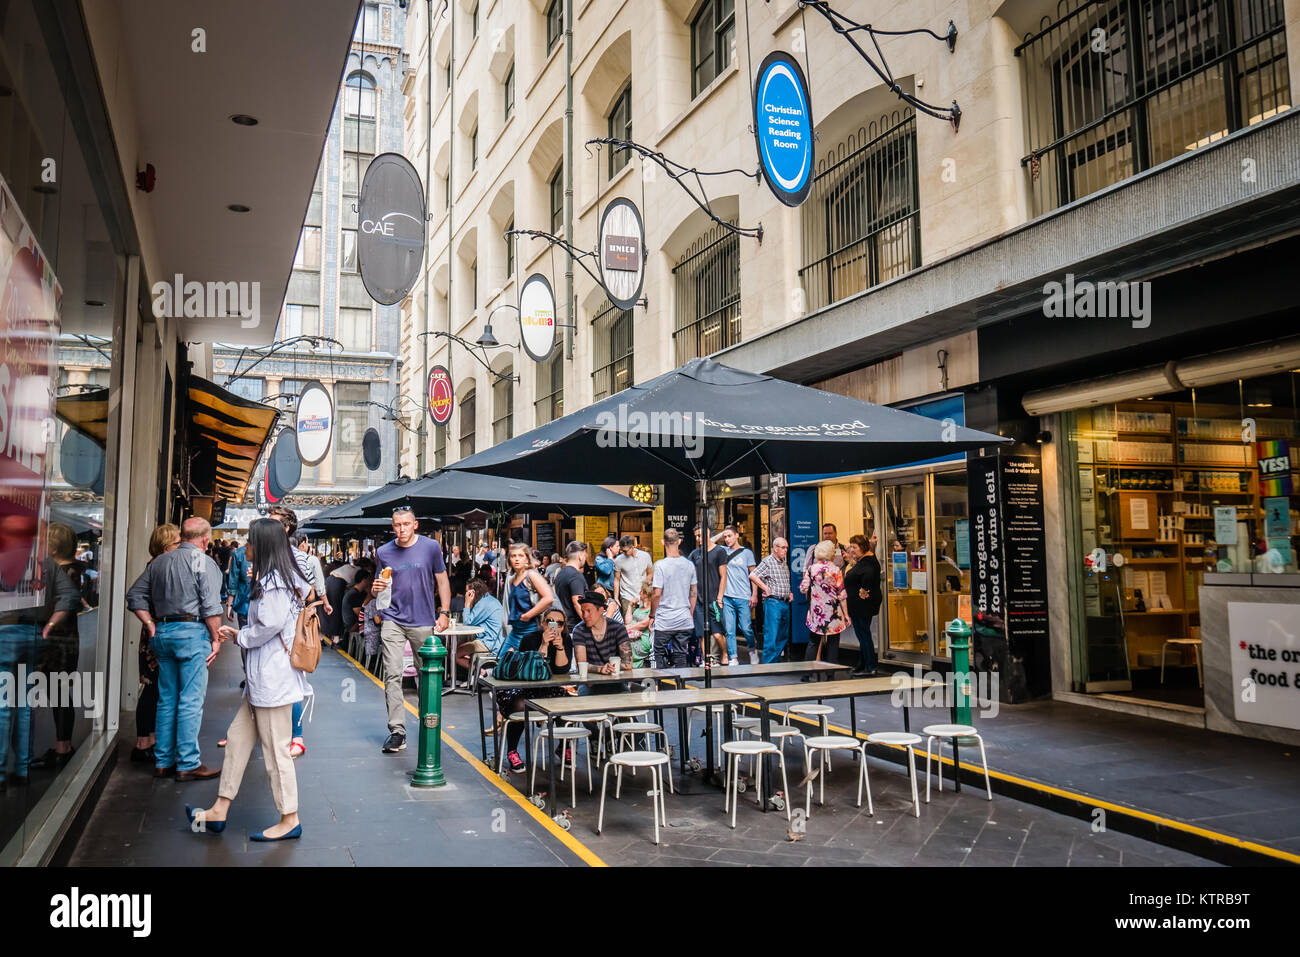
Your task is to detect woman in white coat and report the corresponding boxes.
[188,518,310,841]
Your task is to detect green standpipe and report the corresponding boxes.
[946,617,974,731]
[411,635,447,788]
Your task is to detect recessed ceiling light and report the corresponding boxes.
[230,114,258,126]
[227,204,251,213]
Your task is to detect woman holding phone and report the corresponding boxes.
[187,518,311,841]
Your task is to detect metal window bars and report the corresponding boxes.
[672,221,742,366]
[591,298,634,401]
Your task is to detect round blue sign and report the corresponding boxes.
[753,50,814,207]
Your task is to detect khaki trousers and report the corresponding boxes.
[381,620,433,733]
[217,700,297,815]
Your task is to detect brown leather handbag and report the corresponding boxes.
[288,588,325,673]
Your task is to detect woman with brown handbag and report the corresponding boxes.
[799,540,850,681]
[187,518,311,841]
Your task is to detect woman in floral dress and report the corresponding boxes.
[799,540,850,677]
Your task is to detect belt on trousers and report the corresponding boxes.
[159,614,198,623]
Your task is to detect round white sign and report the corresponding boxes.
[598,198,645,311]
[519,273,558,362]
[294,380,334,467]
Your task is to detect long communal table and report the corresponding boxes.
[744,674,952,811]
[527,687,756,819]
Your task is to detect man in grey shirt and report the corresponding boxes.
[127,517,223,780]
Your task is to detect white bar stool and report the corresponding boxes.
[865,731,922,818]
[921,724,992,802]
[610,721,674,793]
[787,703,836,768]
[686,705,726,764]
[531,725,592,808]
[562,712,612,762]
[496,712,547,774]
[802,735,873,819]
[597,751,671,844]
[721,740,791,827]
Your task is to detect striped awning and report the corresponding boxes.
[55,387,110,444]
[187,377,279,503]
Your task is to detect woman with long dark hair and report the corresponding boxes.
[188,518,311,841]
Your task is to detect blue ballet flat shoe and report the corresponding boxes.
[185,805,226,834]
[249,824,302,842]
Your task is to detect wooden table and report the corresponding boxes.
[527,688,756,818]
[744,674,951,810]
[475,669,676,764]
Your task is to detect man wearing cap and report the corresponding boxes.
[571,591,632,691]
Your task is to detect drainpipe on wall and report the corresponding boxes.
[564,0,574,361]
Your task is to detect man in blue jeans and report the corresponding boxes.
[749,538,793,664]
[127,517,224,780]
[715,526,756,665]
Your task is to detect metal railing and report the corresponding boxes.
[1018,0,1289,216]
[798,113,920,315]
[592,298,633,401]
[534,352,564,425]
[672,222,741,365]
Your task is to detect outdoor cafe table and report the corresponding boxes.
[526,687,757,818]
[744,674,952,811]
[476,669,676,765]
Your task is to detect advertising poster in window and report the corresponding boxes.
[0,173,61,611]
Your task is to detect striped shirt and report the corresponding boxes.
[752,553,792,599]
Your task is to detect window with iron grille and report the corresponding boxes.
[608,84,632,178]
[505,219,514,279]
[672,223,740,365]
[546,0,562,53]
[504,64,515,120]
[534,350,564,424]
[691,0,735,97]
[592,298,633,401]
[493,373,514,444]
[459,389,476,459]
[798,112,920,315]
[1018,0,1289,217]
[435,422,447,469]
[549,166,564,234]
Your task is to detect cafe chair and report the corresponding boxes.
[597,750,671,845]
[865,731,922,818]
[922,724,992,803]
[802,736,872,819]
[722,740,791,828]
[532,725,592,809]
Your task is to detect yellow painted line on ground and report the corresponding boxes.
[335,648,607,867]
[724,696,1300,865]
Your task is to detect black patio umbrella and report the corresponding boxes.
[310,476,416,522]
[356,468,643,518]
[450,357,1008,483]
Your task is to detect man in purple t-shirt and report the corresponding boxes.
[371,507,450,754]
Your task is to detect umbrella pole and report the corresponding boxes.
[699,478,713,691]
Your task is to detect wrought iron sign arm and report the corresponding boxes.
[417,330,520,385]
[504,228,605,288]
[587,137,763,242]
[224,336,343,386]
[793,1,962,131]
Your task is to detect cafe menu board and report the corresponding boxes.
[1002,455,1049,640]
[534,521,557,560]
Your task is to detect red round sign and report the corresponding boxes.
[427,365,454,426]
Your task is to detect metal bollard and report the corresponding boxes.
[411,635,448,788]
[946,617,973,729]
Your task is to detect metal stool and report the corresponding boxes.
[562,713,612,762]
[611,721,675,793]
[802,735,872,819]
[787,704,836,768]
[865,731,922,818]
[722,740,791,828]
[922,724,992,802]
[532,725,592,809]
[686,705,726,764]
[597,751,671,844]
[497,712,547,774]
[744,723,807,773]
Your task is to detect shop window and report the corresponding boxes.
[493,372,514,444]
[1018,0,1289,217]
[799,112,919,314]
[460,388,477,458]
[546,0,563,54]
[691,0,736,97]
[592,297,633,401]
[672,221,740,364]
[607,83,632,178]
[504,63,515,121]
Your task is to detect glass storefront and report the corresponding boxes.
[1,0,126,858]
[1062,370,1300,707]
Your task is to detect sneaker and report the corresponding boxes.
[507,750,525,773]
[382,731,407,753]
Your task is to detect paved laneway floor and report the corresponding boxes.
[70,646,1217,866]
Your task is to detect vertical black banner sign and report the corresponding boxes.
[1001,454,1049,640]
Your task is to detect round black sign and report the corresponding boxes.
[357,152,427,305]
[362,427,382,471]
[271,428,302,494]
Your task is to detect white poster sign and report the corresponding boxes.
[1228,601,1300,732]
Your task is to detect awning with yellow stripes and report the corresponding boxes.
[55,388,109,444]
[187,377,279,503]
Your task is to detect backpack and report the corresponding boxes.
[284,587,324,673]
[493,648,549,682]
